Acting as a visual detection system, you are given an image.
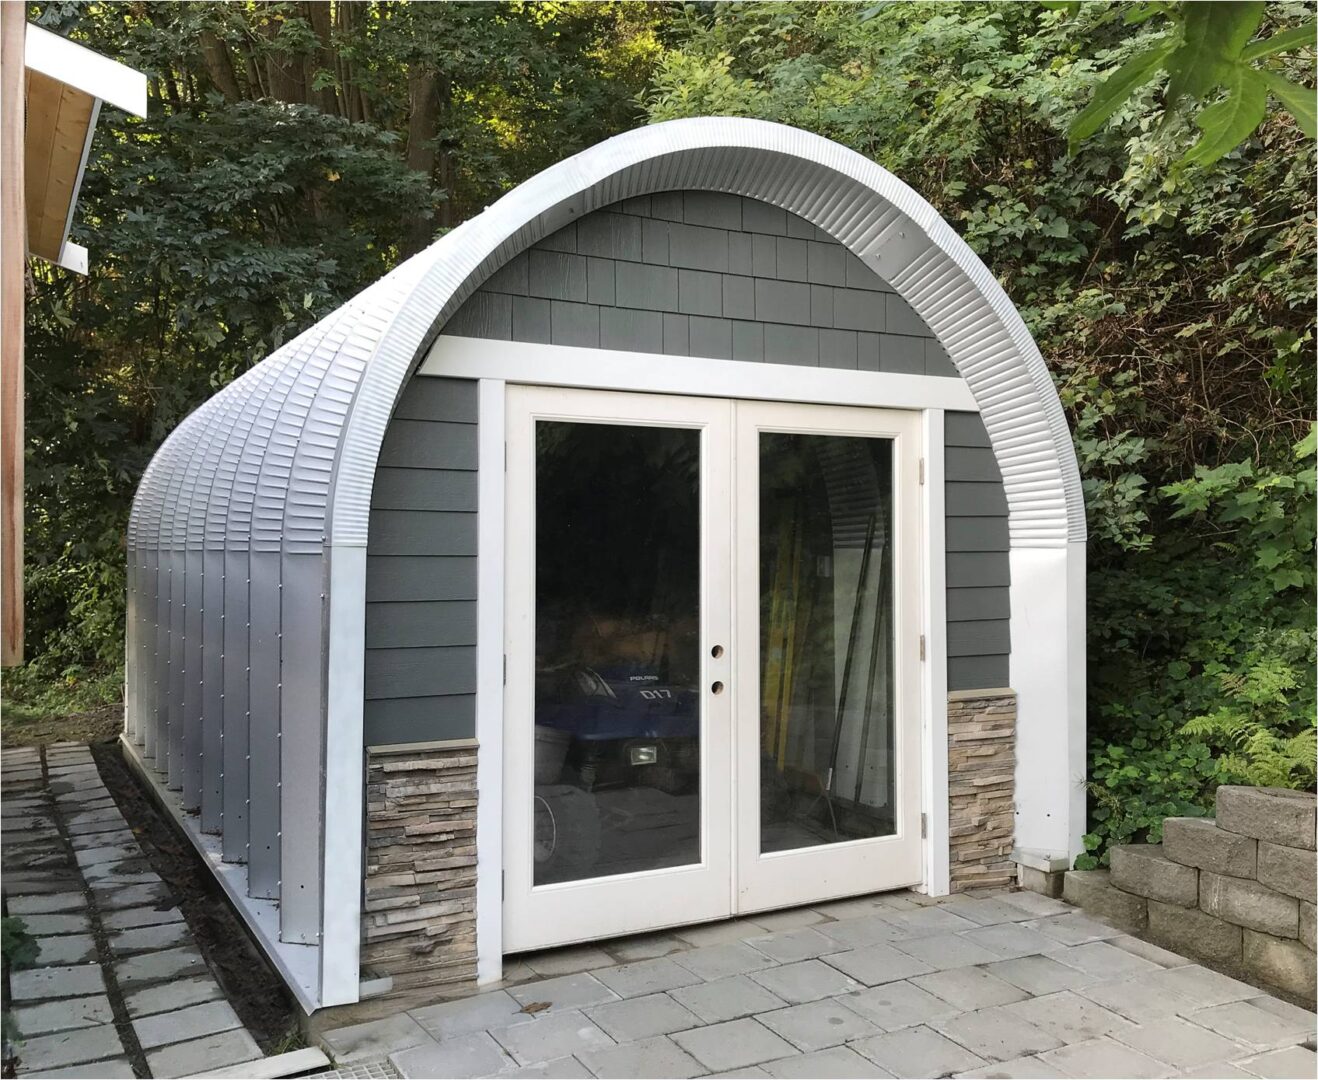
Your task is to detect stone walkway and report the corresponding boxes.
[2,743,264,1078]
[318,889,1318,1079]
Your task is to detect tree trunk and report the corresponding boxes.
[402,65,441,255]
[260,12,307,104]
[200,30,242,103]
[304,1,339,114]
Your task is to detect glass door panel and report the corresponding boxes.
[735,401,923,915]
[759,432,896,854]
[533,420,702,885]
[504,386,733,954]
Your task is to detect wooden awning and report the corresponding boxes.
[22,23,147,273]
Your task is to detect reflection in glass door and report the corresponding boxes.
[503,387,733,954]
[759,433,896,854]
[735,401,923,914]
[533,421,702,885]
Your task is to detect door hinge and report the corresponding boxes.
[921,813,928,839]
[502,870,505,899]
[503,655,507,684]
[919,634,926,661]
[918,457,925,485]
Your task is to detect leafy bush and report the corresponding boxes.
[1081,429,1316,866]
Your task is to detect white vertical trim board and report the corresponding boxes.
[1009,544,1086,859]
[320,544,366,1006]
[920,410,950,896]
[475,379,507,985]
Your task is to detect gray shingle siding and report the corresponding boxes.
[363,376,478,745]
[363,194,1013,745]
[945,411,1011,691]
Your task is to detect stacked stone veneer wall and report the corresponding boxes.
[363,741,478,1005]
[947,689,1016,892]
[1063,786,1316,1003]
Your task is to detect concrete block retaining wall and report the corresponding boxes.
[1059,785,1316,1003]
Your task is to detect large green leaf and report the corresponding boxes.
[1184,66,1268,165]
[1068,39,1176,152]
[1240,21,1317,62]
[1165,2,1265,103]
[1260,69,1318,138]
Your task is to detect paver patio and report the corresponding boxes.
[316,888,1318,1079]
[1,743,269,1078]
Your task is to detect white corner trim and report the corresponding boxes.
[320,543,366,1007]
[25,24,148,117]
[474,379,507,985]
[920,410,951,897]
[54,240,87,275]
[423,336,980,413]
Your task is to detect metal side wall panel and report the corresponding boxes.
[278,553,326,944]
[221,551,251,863]
[246,549,282,899]
[181,552,204,810]
[200,549,226,832]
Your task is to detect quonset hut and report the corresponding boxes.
[125,118,1085,1013]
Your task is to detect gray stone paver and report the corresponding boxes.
[931,1005,1063,1062]
[327,886,1317,1080]
[837,980,961,1030]
[144,1026,263,1076]
[669,974,789,1023]
[1038,1035,1167,1078]
[2,743,265,1078]
[123,973,225,1017]
[507,971,618,1013]
[1115,1013,1249,1069]
[10,994,114,1037]
[851,1024,986,1077]
[671,1017,798,1072]
[585,992,703,1042]
[578,1034,704,1078]
[489,1009,615,1066]
[390,1031,511,1078]
[132,998,243,1049]
[756,998,879,1052]
[910,965,1029,1011]
[1237,1045,1318,1079]
[761,1044,893,1078]
[11,1023,123,1074]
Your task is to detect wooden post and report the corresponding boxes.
[1,6,25,666]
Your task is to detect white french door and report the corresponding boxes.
[503,386,922,954]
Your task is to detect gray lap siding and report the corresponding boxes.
[363,193,1012,745]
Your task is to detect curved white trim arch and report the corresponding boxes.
[125,117,1086,1010]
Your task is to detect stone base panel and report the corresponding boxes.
[363,741,478,1006]
[947,690,1016,893]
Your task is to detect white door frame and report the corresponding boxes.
[501,386,735,954]
[733,400,925,912]
[453,337,956,983]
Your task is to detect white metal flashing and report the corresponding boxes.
[423,336,980,412]
[25,23,148,117]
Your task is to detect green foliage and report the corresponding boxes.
[645,1,1315,868]
[1063,2,1315,163]
[13,3,1316,873]
[2,917,40,1047]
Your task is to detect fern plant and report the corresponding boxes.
[1182,635,1318,789]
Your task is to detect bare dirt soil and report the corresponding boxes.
[90,740,303,1053]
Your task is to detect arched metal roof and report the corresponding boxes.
[125,117,1084,1010]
